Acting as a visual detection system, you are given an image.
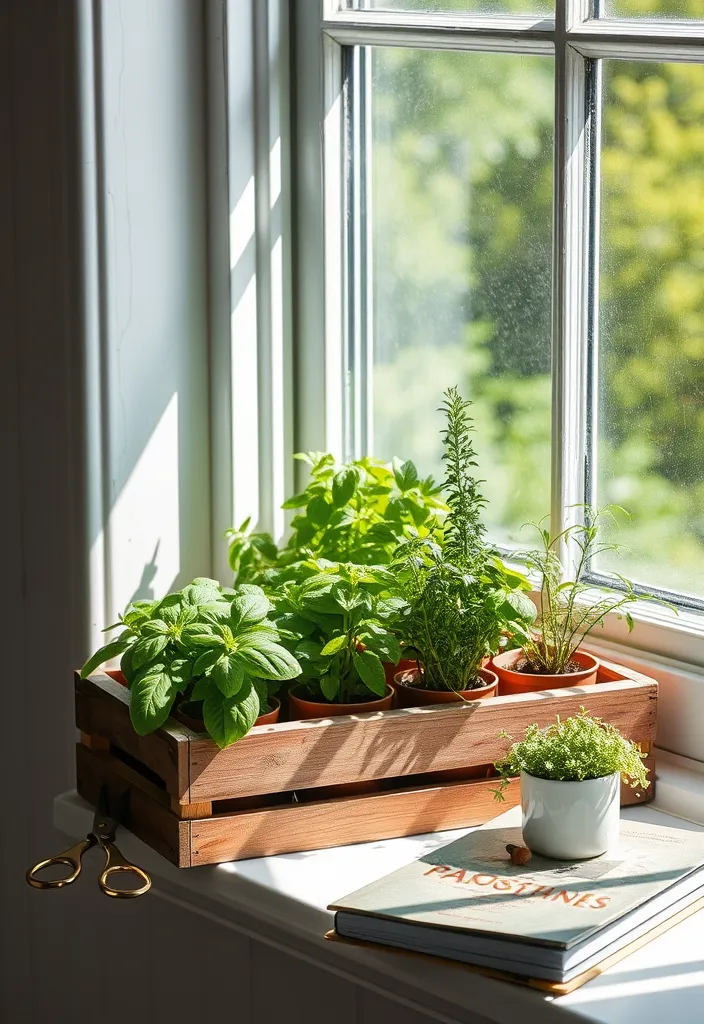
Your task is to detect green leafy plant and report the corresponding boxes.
[80,578,301,748]
[394,387,536,692]
[492,707,650,800]
[227,452,446,584]
[510,506,660,675]
[273,561,405,704]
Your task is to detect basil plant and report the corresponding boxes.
[273,562,407,705]
[226,452,446,584]
[81,577,301,748]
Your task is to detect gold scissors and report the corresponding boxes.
[27,787,151,899]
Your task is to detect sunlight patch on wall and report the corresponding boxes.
[109,392,181,613]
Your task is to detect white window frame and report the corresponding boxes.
[292,0,704,682]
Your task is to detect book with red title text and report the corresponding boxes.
[329,818,704,982]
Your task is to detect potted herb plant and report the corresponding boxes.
[393,387,536,709]
[273,562,403,719]
[491,508,651,695]
[80,578,301,748]
[493,708,650,859]
[226,451,446,581]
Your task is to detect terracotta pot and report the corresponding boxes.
[384,657,418,688]
[492,649,599,696]
[288,684,394,797]
[288,683,394,721]
[174,696,281,733]
[387,656,490,690]
[393,666,499,708]
[105,668,128,687]
[254,697,281,726]
[394,666,498,781]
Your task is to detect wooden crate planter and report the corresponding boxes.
[75,659,657,868]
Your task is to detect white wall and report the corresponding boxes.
[2,1,210,1018]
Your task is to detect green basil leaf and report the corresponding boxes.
[181,624,223,647]
[320,673,340,701]
[306,495,331,527]
[230,589,270,628]
[80,635,133,679]
[120,643,137,686]
[393,457,419,493]
[212,653,246,697]
[352,649,386,696]
[191,675,212,700]
[181,580,221,607]
[320,634,348,657]
[332,467,357,507]
[192,648,223,676]
[168,657,193,691]
[155,593,183,625]
[359,631,402,665]
[203,679,260,749]
[141,619,170,637]
[129,667,178,735]
[275,613,315,638]
[235,633,302,680]
[200,602,233,625]
[281,491,310,509]
[132,634,169,671]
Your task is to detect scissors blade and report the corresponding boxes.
[90,785,120,844]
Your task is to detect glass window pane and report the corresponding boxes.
[359,0,553,13]
[603,1,702,19]
[368,48,554,544]
[595,61,704,599]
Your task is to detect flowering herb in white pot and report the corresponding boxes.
[492,709,650,860]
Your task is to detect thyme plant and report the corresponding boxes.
[492,707,650,799]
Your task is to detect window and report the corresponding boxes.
[296,0,704,619]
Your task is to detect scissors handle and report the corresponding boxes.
[26,836,95,890]
[98,841,151,899]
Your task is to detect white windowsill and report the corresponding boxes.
[54,756,704,1024]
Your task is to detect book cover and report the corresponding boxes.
[330,820,704,951]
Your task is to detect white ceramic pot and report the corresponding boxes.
[521,771,621,860]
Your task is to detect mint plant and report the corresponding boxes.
[492,707,650,800]
[273,561,405,704]
[227,452,446,583]
[81,578,301,748]
[394,388,536,692]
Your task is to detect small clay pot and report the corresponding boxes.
[491,649,599,696]
[393,666,498,782]
[288,683,394,721]
[393,666,499,708]
[105,668,128,687]
[384,657,418,688]
[174,696,281,733]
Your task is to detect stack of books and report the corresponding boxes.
[329,818,704,993]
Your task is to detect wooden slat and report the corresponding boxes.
[74,741,655,867]
[75,742,185,866]
[189,777,522,866]
[75,673,191,799]
[187,678,657,803]
[171,797,213,820]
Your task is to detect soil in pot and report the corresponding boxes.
[393,666,498,782]
[288,683,395,797]
[492,649,599,696]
